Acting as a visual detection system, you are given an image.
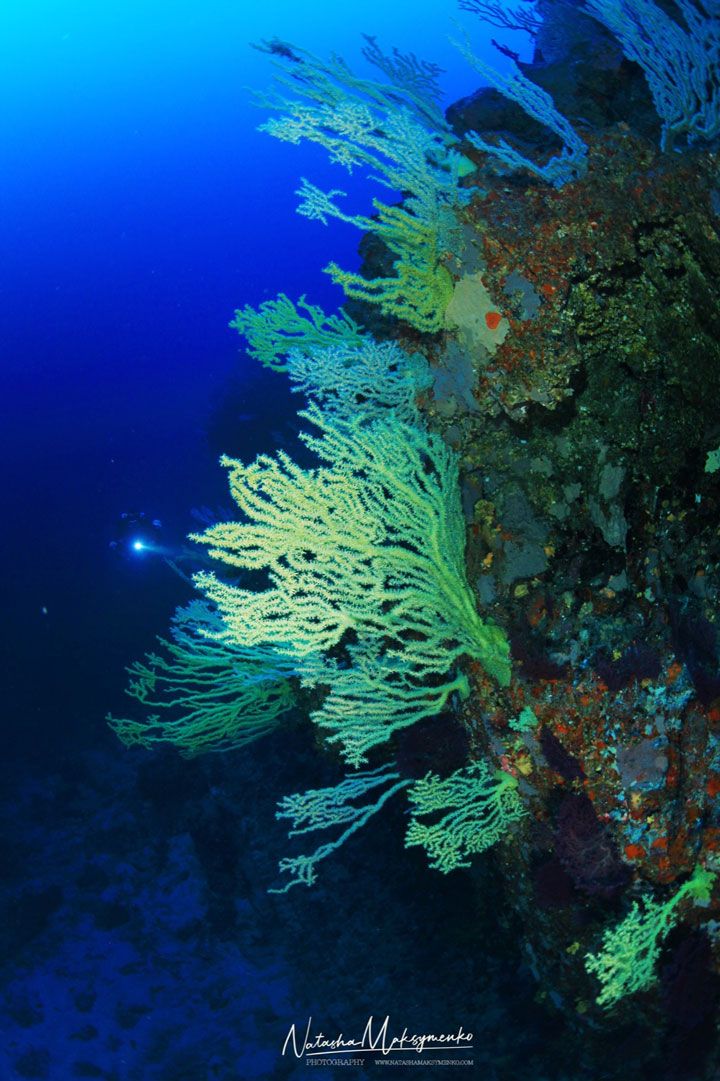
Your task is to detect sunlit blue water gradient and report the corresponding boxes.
[2,0,525,754]
[1,6,552,1080]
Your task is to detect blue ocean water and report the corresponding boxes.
[8,1,718,1079]
[2,0,523,758]
[1,5,546,1078]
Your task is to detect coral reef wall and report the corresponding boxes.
[350,5,720,1071]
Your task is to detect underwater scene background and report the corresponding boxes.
[3,0,720,1078]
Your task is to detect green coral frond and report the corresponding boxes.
[270,766,411,892]
[253,37,452,139]
[585,866,717,1007]
[585,897,666,1007]
[361,33,446,119]
[107,600,296,757]
[230,292,363,371]
[299,648,472,768]
[406,763,527,873]
[192,384,509,765]
[285,338,432,422]
[326,259,454,336]
[257,41,465,333]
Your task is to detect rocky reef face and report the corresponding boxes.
[352,11,720,1074]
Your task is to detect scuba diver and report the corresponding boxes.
[108,510,166,559]
[108,508,227,583]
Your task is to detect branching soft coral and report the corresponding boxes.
[107,600,296,756]
[285,338,432,421]
[460,0,541,36]
[255,39,471,332]
[455,30,587,187]
[405,763,527,872]
[194,395,510,766]
[584,0,720,149]
[585,865,717,1007]
[229,293,364,372]
[270,766,412,892]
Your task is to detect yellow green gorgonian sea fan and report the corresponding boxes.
[405,762,527,873]
[194,401,510,766]
[229,293,364,372]
[107,600,296,757]
[257,39,469,333]
[270,765,413,892]
[585,865,717,1008]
